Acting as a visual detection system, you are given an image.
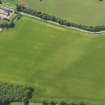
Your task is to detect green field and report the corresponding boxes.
[3,0,105,25]
[1,0,105,104]
[0,15,105,104]
[25,0,105,26]
[3,0,105,26]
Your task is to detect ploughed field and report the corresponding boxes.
[1,16,105,105]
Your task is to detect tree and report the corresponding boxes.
[79,102,85,105]
[0,0,2,4]
[99,0,103,1]
[59,101,67,105]
[51,101,56,105]
[70,102,76,105]
[23,97,29,105]
[24,89,33,99]
[42,101,49,105]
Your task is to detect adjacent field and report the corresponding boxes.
[25,0,105,25]
[0,16,105,104]
[3,0,105,25]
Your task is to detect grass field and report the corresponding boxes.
[1,15,105,104]
[24,0,105,26]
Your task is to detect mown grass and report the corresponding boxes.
[0,16,105,105]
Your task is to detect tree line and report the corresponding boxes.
[16,5,105,32]
[0,82,87,105]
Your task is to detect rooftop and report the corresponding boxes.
[0,6,14,20]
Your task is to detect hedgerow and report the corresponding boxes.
[16,5,105,32]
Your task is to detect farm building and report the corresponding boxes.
[0,7,14,20]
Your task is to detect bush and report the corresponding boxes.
[59,101,67,105]
[51,101,56,105]
[42,101,49,105]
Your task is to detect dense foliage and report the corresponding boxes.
[0,83,33,104]
[0,14,22,29]
[16,5,105,32]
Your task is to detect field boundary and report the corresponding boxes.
[20,12,105,34]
